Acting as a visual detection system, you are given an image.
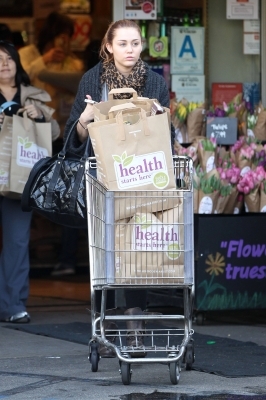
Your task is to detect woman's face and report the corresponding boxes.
[53,33,71,54]
[106,27,142,75]
[0,48,16,83]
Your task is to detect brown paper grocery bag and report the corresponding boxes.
[88,107,177,219]
[8,112,52,195]
[0,116,13,195]
[113,189,180,221]
[88,107,174,190]
[108,102,137,119]
[93,88,158,122]
[157,203,185,268]
[115,212,184,284]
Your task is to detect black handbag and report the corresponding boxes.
[21,118,92,229]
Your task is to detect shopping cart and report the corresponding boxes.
[85,155,195,385]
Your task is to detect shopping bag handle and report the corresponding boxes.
[60,118,92,160]
[13,108,31,132]
[116,107,150,141]
[108,88,138,100]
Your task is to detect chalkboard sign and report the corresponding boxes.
[195,214,266,311]
[206,117,237,145]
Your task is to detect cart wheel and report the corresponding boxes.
[196,313,204,325]
[169,361,180,385]
[185,340,195,371]
[89,342,99,372]
[121,362,131,385]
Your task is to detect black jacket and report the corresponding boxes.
[64,61,174,155]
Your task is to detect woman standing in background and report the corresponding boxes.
[19,12,84,137]
[0,41,59,323]
[19,12,85,277]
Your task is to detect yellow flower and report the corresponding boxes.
[187,101,204,113]
[205,252,225,276]
[176,103,188,121]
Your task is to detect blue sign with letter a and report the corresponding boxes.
[171,27,205,75]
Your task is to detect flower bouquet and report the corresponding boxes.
[193,165,204,213]
[234,193,244,214]
[230,136,257,175]
[197,137,217,173]
[207,93,248,138]
[214,181,234,214]
[198,169,221,214]
[260,181,266,212]
[186,101,206,142]
[237,166,266,212]
[174,142,199,168]
[246,109,258,138]
[171,98,188,144]
[253,103,266,141]
[216,158,241,213]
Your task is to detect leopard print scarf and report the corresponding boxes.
[101,59,147,99]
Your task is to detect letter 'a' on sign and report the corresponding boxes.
[178,35,196,58]
[171,26,205,75]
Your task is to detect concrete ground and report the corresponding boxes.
[1,288,266,400]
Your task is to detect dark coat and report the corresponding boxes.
[64,61,174,155]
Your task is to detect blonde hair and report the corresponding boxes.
[99,19,141,64]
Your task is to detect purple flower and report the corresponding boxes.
[215,108,226,117]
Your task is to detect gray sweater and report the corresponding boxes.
[64,61,174,155]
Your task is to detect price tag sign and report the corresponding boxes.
[206,117,238,145]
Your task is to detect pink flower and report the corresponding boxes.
[230,137,245,153]
[237,167,265,194]
[223,101,228,112]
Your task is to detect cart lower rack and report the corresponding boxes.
[85,155,195,385]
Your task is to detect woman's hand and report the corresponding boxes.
[24,105,43,120]
[77,95,95,142]
[80,94,95,123]
[42,48,66,64]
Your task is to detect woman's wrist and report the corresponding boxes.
[79,113,93,126]
[78,119,87,130]
[77,113,93,142]
[77,119,89,143]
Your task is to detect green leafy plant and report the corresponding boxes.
[219,183,233,197]
[200,174,221,194]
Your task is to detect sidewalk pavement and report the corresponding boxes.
[1,296,266,400]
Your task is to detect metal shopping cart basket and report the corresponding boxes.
[85,155,195,385]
